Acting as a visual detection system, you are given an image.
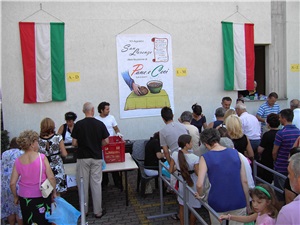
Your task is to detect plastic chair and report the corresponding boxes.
[131,139,159,197]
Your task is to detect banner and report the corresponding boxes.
[222,22,254,91]
[116,34,173,118]
[19,22,66,103]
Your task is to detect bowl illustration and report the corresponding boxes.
[147,80,163,94]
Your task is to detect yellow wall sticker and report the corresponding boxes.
[291,64,300,72]
[67,72,80,82]
[176,68,187,77]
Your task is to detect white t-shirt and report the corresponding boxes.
[293,108,300,129]
[171,151,201,208]
[183,123,200,156]
[95,114,117,136]
[240,111,261,140]
[238,152,255,189]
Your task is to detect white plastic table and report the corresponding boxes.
[64,153,138,206]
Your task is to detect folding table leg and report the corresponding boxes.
[125,171,129,206]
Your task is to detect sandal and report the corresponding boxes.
[171,214,180,220]
[95,209,106,219]
[166,189,175,194]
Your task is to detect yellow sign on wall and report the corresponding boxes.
[67,72,80,82]
[291,64,300,72]
[176,68,187,77]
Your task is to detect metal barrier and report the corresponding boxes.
[147,160,226,225]
[252,160,287,194]
[80,177,87,225]
[76,160,284,225]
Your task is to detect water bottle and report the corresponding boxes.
[254,93,258,100]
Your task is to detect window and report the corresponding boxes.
[238,45,266,99]
[254,45,266,96]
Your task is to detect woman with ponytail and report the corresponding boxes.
[169,134,201,225]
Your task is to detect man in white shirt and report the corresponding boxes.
[213,96,234,121]
[235,103,261,160]
[95,102,122,137]
[95,101,123,189]
[290,99,300,129]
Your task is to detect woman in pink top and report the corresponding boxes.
[10,130,56,225]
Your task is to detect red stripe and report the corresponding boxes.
[244,23,255,90]
[19,22,36,103]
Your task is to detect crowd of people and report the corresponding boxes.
[1,93,300,224]
[144,93,300,225]
[0,101,116,224]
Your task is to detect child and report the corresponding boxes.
[169,134,200,225]
[219,184,278,225]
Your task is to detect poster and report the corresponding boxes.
[116,34,173,119]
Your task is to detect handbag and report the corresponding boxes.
[45,197,81,225]
[175,180,179,191]
[102,150,106,170]
[202,174,211,202]
[162,161,171,179]
[39,153,54,198]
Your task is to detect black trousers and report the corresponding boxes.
[102,172,122,188]
[20,195,51,225]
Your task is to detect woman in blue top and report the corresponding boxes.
[196,128,250,225]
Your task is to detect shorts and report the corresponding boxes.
[273,174,286,201]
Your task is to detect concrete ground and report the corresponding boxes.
[62,171,211,225]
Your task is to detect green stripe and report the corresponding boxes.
[222,22,234,91]
[50,22,66,101]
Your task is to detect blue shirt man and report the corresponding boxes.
[272,108,300,202]
[256,92,280,134]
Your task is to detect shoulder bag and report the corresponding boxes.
[39,153,54,198]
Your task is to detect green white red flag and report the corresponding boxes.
[19,22,66,103]
[222,21,255,91]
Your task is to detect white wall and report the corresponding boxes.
[286,1,300,101]
[1,1,293,140]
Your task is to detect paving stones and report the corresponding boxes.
[62,170,210,225]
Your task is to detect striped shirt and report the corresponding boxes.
[256,101,280,126]
[274,124,300,175]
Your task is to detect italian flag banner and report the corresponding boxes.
[19,22,66,103]
[222,21,255,91]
